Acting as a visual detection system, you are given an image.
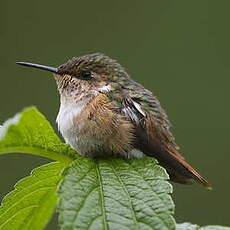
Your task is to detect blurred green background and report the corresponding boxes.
[0,0,229,229]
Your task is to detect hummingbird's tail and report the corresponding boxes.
[159,151,212,190]
[137,132,212,189]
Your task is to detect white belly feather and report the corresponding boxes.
[56,99,86,150]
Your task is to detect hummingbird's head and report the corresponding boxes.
[17,53,130,101]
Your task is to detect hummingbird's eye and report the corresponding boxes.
[78,71,92,80]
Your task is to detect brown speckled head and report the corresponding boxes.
[52,53,130,95]
[57,53,127,78]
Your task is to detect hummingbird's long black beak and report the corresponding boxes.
[16,62,58,73]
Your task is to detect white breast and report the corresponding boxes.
[56,98,87,149]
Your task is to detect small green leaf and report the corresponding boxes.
[200,227,230,230]
[177,223,230,230]
[0,162,65,230]
[0,107,76,163]
[177,223,199,230]
[58,156,175,230]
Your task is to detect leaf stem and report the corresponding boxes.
[0,146,73,165]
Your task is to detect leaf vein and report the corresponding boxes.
[96,162,109,230]
[110,163,139,229]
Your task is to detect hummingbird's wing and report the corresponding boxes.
[121,81,211,188]
[122,96,183,158]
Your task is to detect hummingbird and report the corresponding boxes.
[16,53,211,189]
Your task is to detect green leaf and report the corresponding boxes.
[58,156,175,230]
[176,223,199,230]
[200,227,230,230]
[3,108,229,230]
[177,223,230,230]
[0,107,76,164]
[0,162,65,230]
